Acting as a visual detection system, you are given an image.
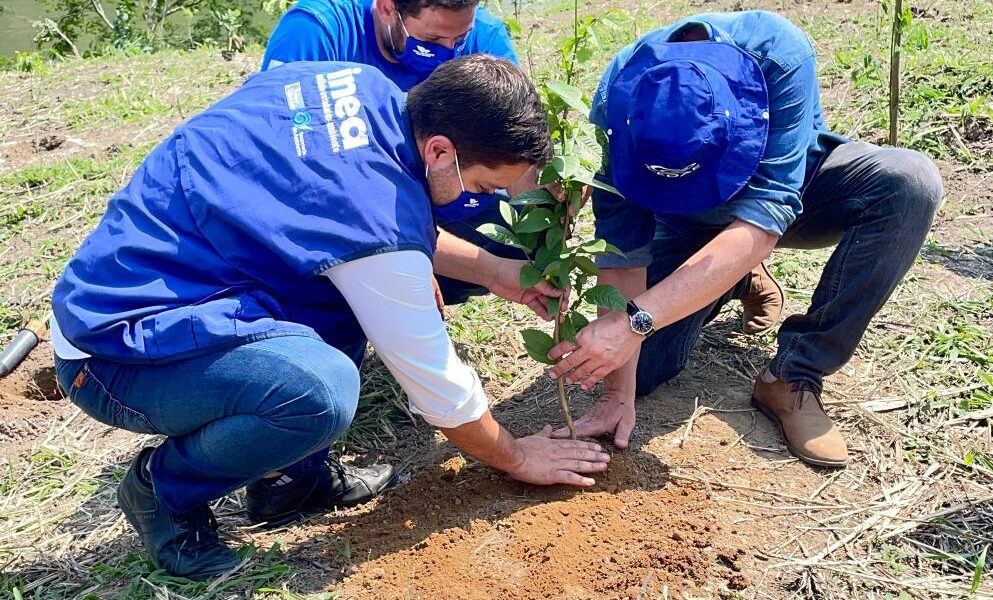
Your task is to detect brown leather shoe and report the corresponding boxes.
[741,262,784,335]
[751,368,849,467]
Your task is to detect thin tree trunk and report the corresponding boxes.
[888,0,904,146]
[90,0,114,30]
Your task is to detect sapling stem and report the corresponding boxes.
[554,199,577,440]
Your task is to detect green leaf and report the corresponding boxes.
[510,188,557,206]
[556,257,573,289]
[572,168,624,196]
[514,208,555,233]
[581,238,625,257]
[574,255,599,276]
[517,231,539,252]
[521,328,556,365]
[498,200,516,227]
[583,284,627,310]
[574,273,589,295]
[519,263,542,289]
[538,163,559,186]
[581,239,607,253]
[568,189,583,214]
[476,223,529,252]
[575,44,594,63]
[571,311,590,331]
[547,296,561,318]
[971,545,987,593]
[535,245,557,270]
[545,81,590,116]
[559,314,578,342]
[550,155,580,180]
[544,226,564,251]
[604,242,625,257]
[543,259,563,278]
[503,17,522,37]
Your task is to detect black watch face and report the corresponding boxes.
[631,311,654,335]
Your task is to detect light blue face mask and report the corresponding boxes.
[388,11,469,75]
[429,150,504,224]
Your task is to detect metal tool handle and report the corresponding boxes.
[0,327,40,377]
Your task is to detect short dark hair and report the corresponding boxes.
[407,55,553,168]
[395,0,477,18]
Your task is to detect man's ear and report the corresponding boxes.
[374,0,397,22]
[423,135,457,171]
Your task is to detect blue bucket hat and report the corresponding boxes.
[605,39,770,214]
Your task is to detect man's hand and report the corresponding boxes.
[506,425,611,486]
[551,389,636,449]
[547,310,641,389]
[488,257,566,321]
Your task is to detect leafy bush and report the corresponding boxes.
[31,0,278,58]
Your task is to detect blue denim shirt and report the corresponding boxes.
[591,11,848,268]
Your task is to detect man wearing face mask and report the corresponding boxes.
[263,0,515,89]
[49,56,610,581]
[262,0,550,318]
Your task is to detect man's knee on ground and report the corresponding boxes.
[877,148,944,223]
[256,345,360,446]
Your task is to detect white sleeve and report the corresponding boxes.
[324,251,489,428]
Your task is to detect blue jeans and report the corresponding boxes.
[636,142,944,395]
[54,336,362,515]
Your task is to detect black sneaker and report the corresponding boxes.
[245,458,396,527]
[117,447,240,581]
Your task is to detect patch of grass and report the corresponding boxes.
[806,0,993,166]
[0,544,295,600]
[0,144,153,336]
[62,87,173,130]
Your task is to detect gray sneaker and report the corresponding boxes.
[117,447,240,580]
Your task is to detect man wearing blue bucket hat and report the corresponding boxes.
[547,11,943,468]
[49,56,611,580]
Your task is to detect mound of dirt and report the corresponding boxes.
[0,341,72,458]
[333,451,751,599]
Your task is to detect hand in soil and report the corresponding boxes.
[488,258,568,321]
[551,389,636,449]
[509,425,610,487]
[548,310,641,389]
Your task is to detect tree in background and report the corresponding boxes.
[32,0,277,58]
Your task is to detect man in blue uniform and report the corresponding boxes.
[51,56,611,580]
[263,0,517,90]
[263,0,551,313]
[546,12,943,468]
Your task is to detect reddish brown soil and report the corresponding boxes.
[334,451,751,600]
[0,341,73,459]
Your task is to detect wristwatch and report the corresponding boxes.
[626,300,655,337]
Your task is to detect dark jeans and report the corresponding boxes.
[434,202,530,305]
[55,336,365,514]
[636,142,944,396]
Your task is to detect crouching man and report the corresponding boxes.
[51,55,610,580]
[547,11,943,467]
